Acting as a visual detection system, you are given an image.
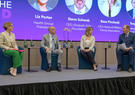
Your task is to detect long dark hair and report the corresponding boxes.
[113,0,117,5]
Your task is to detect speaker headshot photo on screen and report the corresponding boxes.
[98,0,121,17]
[127,0,135,19]
[28,0,58,12]
[65,0,92,15]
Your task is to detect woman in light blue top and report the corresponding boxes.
[80,27,97,71]
[32,0,52,11]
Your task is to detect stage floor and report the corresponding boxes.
[0,64,135,86]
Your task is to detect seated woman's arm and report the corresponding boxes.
[89,36,95,51]
[0,34,10,50]
[12,34,18,50]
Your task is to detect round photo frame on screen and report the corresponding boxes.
[98,0,122,17]
[65,0,93,15]
[28,0,59,12]
[126,0,135,19]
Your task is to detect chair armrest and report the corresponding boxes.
[40,47,46,53]
[76,46,80,55]
[0,48,4,56]
[0,48,11,58]
[93,46,96,57]
[18,46,24,50]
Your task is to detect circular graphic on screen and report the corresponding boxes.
[126,0,135,19]
[65,0,93,15]
[98,0,122,17]
[28,0,59,12]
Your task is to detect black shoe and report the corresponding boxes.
[116,68,122,72]
[57,63,62,72]
[94,69,98,71]
[57,67,62,72]
[96,64,98,68]
[93,64,98,71]
[128,68,133,73]
[46,67,51,72]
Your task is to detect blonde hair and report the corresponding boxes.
[3,22,13,30]
[85,27,93,36]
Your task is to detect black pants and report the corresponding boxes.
[116,48,135,69]
[80,50,96,65]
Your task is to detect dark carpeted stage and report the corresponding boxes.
[0,65,135,95]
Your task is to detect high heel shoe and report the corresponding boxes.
[94,68,98,71]
[13,69,17,76]
[9,68,16,77]
[96,64,98,68]
[9,68,14,76]
[93,65,98,71]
